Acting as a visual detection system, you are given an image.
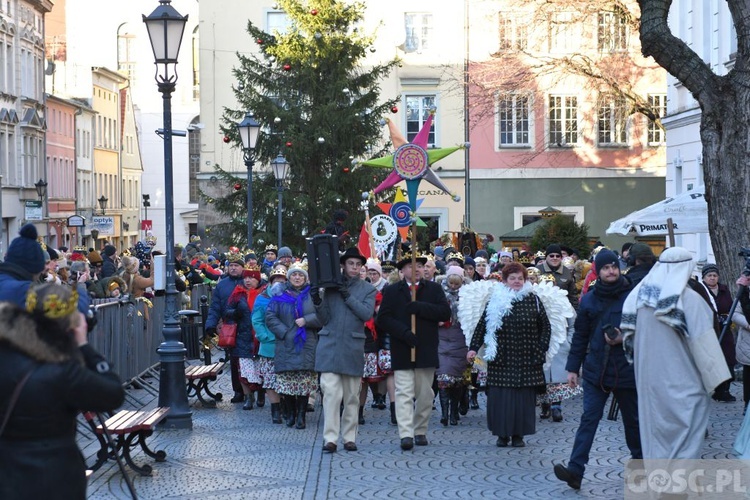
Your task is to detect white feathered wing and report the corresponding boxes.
[531,281,575,370]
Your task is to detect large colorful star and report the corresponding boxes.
[376,188,427,241]
[361,107,466,212]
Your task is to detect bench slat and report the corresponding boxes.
[185,362,224,379]
[96,407,171,433]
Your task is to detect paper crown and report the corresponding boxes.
[539,273,556,284]
[269,266,288,279]
[446,252,465,264]
[26,288,79,319]
[265,244,278,252]
[518,255,533,265]
[190,235,201,242]
[73,245,86,252]
[226,251,244,264]
[526,267,541,276]
[37,237,47,251]
[289,261,308,272]
[534,250,546,258]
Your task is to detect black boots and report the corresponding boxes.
[375,394,386,409]
[358,406,365,425]
[449,391,460,426]
[295,396,307,429]
[256,388,266,408]
[389,401,397,425]
[242,392,255,410]
[439,389,449,426]
[284,396,296,427]
[470,389,479,410]
[458,386,469,416]
[271,402,282,424]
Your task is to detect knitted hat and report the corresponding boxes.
[6,224,46,274]
[475,249,490,259]
[103,245,117,257]
[446,265,464,278]
[546,244,562,256]
[287,264,309,281]
[464,256,475,268]
[108,281,121,292]
[121,255,140,274]
[366,258,382,276]
[434,246,445,258]
[594,249,618,274]
[278,246,293,259]
[701,263,719,278]
[629,243,655,263]
[245,252,258,262]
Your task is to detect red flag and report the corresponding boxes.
[357,223,371,259]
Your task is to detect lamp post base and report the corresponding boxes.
[157,335,193,430]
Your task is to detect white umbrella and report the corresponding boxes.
[605,185,708,237]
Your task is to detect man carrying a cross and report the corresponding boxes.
[376,253,451,450]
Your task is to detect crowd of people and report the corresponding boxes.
[2,219,749,497]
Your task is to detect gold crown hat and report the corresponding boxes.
[539,273,557,284]
[190,235,201,242]
[26,287,79,319]
[445,251,465,265]
[286,262,309,280]
[269,266,288,281]
[226,250,244,264]
[535,250,546,259]
[526,267,541,277]
[37,237,47,252]
[518,254,533,265]
[73,245,87,253]
[264,243,278,252]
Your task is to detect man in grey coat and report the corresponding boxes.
[312,247,376,453]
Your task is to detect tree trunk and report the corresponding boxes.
[638,0,750,283]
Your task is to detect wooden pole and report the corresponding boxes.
[363,204,376,259]
[410,216,417,363]
[666,217,675,247]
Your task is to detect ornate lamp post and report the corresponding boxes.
[97,195,108,215]
[237,112,261,250]
[270,154,290,249]
[143,0,191,429]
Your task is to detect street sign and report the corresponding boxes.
[141,219,153,231]
[91,216,115,236]
[25,200,42,221]
[67,215,85,227]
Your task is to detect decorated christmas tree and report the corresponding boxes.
[205,0,399,252]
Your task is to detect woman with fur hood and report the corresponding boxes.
[0,283,125,499]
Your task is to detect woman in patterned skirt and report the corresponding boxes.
[266,264,321,429]
[467,262,551,448]
[226,267,263,410]
[252,266,288,424]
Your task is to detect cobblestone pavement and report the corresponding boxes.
[83,370,745,499]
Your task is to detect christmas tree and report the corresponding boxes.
[206,0,399,253]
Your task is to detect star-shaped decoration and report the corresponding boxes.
[360,107,467,211]
[376,189,426,241]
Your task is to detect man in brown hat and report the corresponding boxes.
[312,248,375,453]
[376,253,451,450]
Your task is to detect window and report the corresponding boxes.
[189,117,201,203]
[598,7,628,52]
[405,95,436,147]
[496,93,531,147]
[548,12,579,53]
[597,94,628,146]
[647,93,666,145]
[404,13,433,53]
[498,15,527,52]
[192,26,199,100]
[266,11,292,35]
[548,95,578,147]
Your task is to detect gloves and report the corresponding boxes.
[338,281,350,300]
[405,301,420,315]
[403,331,418,347]
[310,287,322,306]
[205,326,216,336]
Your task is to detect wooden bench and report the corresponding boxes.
[84,407,170,476]
[185,362,225,407]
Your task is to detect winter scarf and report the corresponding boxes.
[482,281,534,361]
[271,285,311,352]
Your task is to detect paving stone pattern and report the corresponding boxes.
[83,367,744,499]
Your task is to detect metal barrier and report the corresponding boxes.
[87,283,213,382]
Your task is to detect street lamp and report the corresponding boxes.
[142,194,151,237]
[270,153,290,248]
[144,0,191,429]
[98,195,108,215]
[34,178,47,200]
[90,228,99,248]
[237,112,261,250]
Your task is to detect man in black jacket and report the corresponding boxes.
[376,253,451,451]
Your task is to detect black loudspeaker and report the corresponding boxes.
[306,234,341,288]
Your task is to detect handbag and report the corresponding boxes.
[0,367,35,437]
[217,320,238,348]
